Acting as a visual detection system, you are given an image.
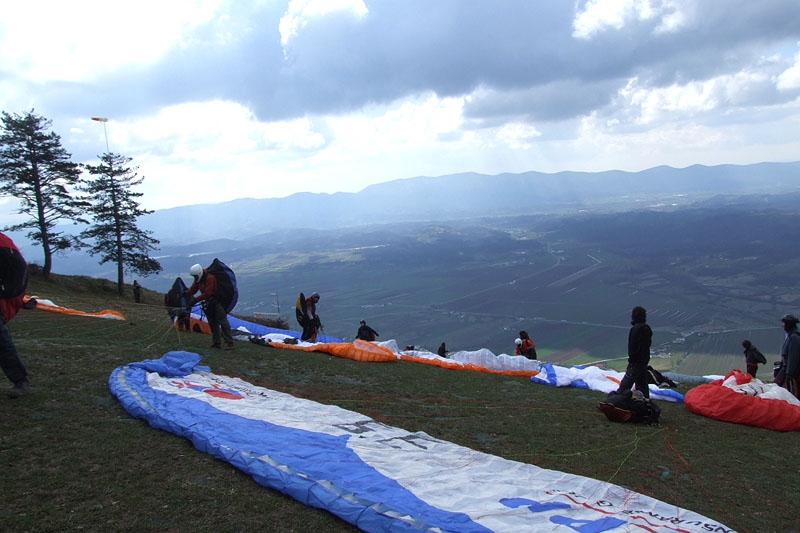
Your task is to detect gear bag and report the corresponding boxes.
[598,390,661,425]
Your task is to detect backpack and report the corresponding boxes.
[755,348,767,365]
[206,258,238,313]
[0,234,28,300]
[296,292,307,327]
[598,390,661,425]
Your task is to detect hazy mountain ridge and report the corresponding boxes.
[141,162,800,245]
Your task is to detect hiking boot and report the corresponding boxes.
[8,379,31,399]
[224,343,234,351]
[210,343,221,349]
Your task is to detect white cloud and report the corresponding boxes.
[777,45,800,90]
[279,0,367,47]
[615,68,775,126]
[0,0,221,83]
[572,0,689,39]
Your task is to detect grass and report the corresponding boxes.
[0,272,795,532]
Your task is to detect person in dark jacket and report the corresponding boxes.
[355,320,379,341]
[186,263,234,350]
[615,306,653,399]
[775,314,800,399]
[742,339,766,378]
[132,280,142,303]
[437,342,447,357]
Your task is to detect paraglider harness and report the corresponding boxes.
[190,259,237,319]
[206,258,238,313]
[598,390,661,426]
[0,241,28,300]
[0,233,28,323]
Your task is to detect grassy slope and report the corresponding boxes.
[0,273,793,532]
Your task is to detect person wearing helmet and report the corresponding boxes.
[300,292,322,342]
[775,314,800,398]
[185,263,234,350]
[517,330,537,359]
[614,306,652,399]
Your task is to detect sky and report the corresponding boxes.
[1,0,800,214]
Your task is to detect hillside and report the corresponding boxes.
[132,205,799,376]
[9,163,800,375]
[0,272,792,532]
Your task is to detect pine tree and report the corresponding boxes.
[0,110,88,279]
[79,152,162,296]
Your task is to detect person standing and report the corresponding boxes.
[186,263,234,350]
[615,306,652,399]
[775,314,800,399]
[355,320,379,341]
[0,232,31,398]
[742,339,766,378]
[301,292,322,342]
[133,280,142,303]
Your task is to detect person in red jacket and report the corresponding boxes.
[0,232,30,398]
[516,330,537,359]
[186,263,234,350]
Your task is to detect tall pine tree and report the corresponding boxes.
[0,110,88,279]
[79,152,162,296]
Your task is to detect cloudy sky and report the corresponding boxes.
[1,0,799,213]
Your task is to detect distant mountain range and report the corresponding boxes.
[12,160,800,286]
[140,162,800,245]
[10,161,800,366]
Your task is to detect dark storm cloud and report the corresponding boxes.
[38,1,800,126]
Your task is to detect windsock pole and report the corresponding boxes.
[91,117,109,152]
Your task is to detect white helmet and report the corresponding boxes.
[189,264,203,278]
[515,338,522,346]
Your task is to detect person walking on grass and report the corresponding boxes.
[742,339,766,378]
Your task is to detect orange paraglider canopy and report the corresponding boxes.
[24,295,125,320]
[268,339,397,363]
